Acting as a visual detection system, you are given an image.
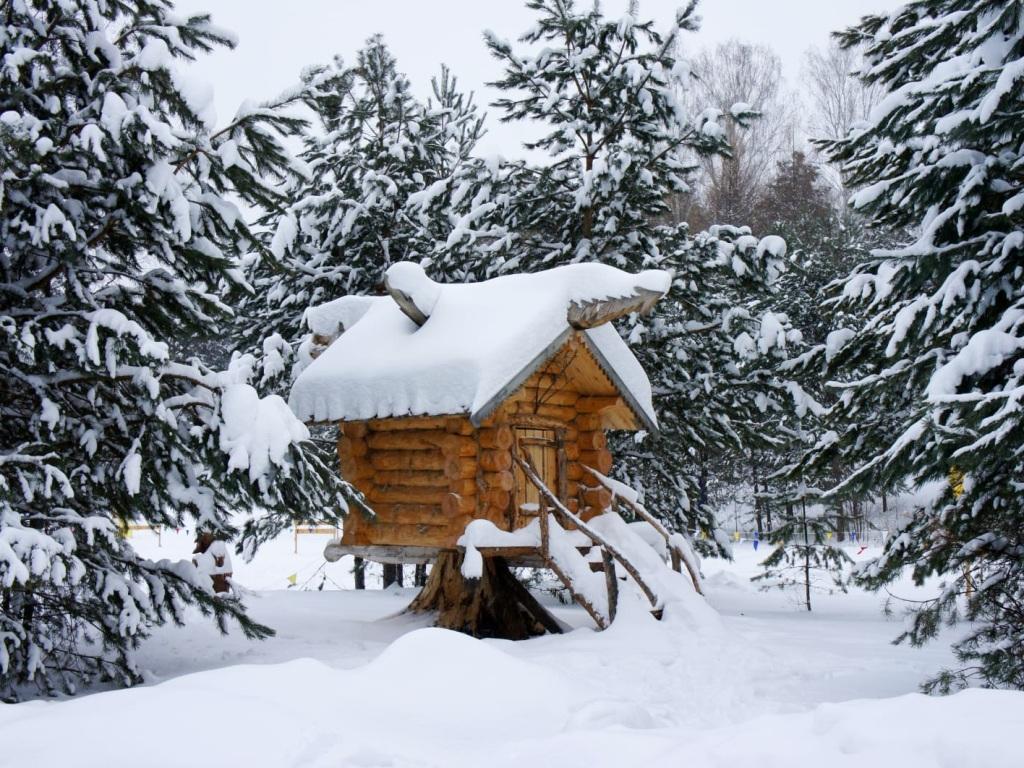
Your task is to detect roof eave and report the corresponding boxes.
[579,331,660,438]
[470,327,574,428]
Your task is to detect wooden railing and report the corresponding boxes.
[514,455,662,628]
[582,466,704,596]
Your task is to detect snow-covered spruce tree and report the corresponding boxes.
[481,0,748,266]
[807,0,1024,690]
[429,0,799,553]
[753,481,851,611]
[0,0,355,699]
[242,37,483,365]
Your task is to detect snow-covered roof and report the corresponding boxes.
[289,262,670,432]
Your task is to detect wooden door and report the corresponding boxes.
[512,427,561,528]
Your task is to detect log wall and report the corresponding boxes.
[337,335,632,549]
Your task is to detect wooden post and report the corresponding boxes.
[540,499,550,560]
[602,549,618,623]
[354,556,366,590]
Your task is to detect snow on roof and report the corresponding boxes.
[289,262,670,431]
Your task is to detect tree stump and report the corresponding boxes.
[406,552,562,640]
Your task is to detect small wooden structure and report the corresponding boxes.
[290,262,693,636]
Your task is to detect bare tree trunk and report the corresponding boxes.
[414,563,428,587]
[407,552,561,640]
[802,499,812,612]
[751,458,764,537]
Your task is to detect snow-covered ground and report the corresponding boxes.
[1,528,1021,767]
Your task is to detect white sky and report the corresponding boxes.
[176,0,901,157]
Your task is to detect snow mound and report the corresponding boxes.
[4,642,1021,767]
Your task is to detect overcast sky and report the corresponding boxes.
[175,0,901,156]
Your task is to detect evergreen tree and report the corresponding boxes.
[0,0,353,699]
[480,0,744,267]
[422,0,804,554]
[242,38,481,364]
[753,481,851,611]
[809,0,1024,690]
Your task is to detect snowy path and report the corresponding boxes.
[0,530,1019,767]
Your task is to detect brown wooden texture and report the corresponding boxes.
[480,470,515,492]
[478,426,513,450]
[367,416,450,432]
[406,552,562,639]
[371,451,446,471]
[442,492,475,516]
[479,449,512,472]
[579,449,613,474]
[375,470,449,488]
[444,456,477,480]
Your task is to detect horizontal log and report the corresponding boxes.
[446,418,475,435]
[582,486,613,510]
[449,478,478,497]
[442,492,476,517]
[479,449,512,472]
[574,414,603,432]
[338,436,369,458]
[482,506,511,527]
[566,462,584,481]
[525,373,562,390]
[368,416,450,432]
[579,449,613,474]
[367,431,474,454]
[565,480,580,498]
[339,456,373,480]
[506,414,569,431]
[576,396,621,413]
[518,388,579,407]
[324,543,442,565]
[478,425,513,450]
[444,455,477,480]
[368,486,448,505]
[367,430,445,451]
[341,422,369,438]
[355,522,460,549]
[370,451,446,471]
[369,503,446,525]
[514,401,576,421]
[578,431,607,451]
[483,488,511,510]
[480,470,514,492]
[375,470,449,488]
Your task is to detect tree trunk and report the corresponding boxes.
[406,552,562,640]
[353,556,366,590]
[414,563,428,587]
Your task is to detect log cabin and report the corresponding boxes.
[288,261,671,569]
